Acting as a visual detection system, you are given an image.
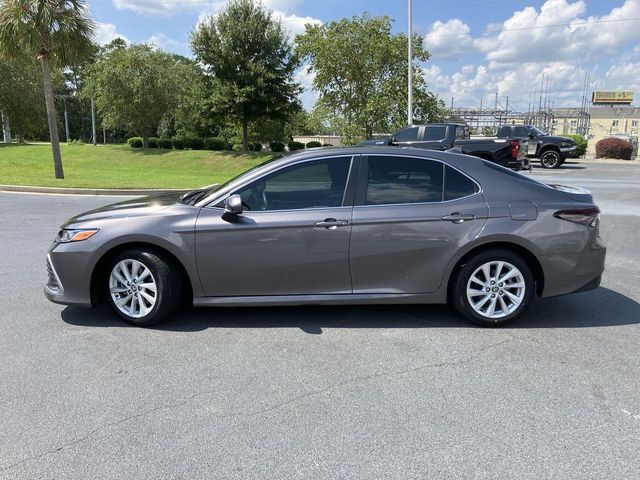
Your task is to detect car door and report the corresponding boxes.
[413,125,449,150]
[195,155,357,297]
[349,154,488,294]
[514,126,538,155]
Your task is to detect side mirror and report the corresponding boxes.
[224,194,243,215]
[528,132,535,139]
[389,137,397,145]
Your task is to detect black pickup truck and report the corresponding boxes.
[359,123,529,170]
[496,124,577,169]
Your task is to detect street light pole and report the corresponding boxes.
[407,0,413,126]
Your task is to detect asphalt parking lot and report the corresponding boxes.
[1,161,639,479]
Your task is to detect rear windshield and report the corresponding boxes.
[482,161,547,187]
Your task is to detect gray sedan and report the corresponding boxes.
[45,147,606,327]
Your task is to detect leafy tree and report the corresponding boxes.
[0,56,48,142]
[296,14,442,144]
[85,42,197,147]
[0,0,95,179]
[191,0,301,150]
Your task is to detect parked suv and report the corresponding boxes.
[496,125,577,169]
[359,123,529,171]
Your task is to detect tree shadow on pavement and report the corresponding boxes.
[60,287,639,333]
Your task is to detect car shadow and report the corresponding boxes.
[531,162,587,170]
[60,287,640,333]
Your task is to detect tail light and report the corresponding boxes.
[510,140,519,159]
[554,207,600,227]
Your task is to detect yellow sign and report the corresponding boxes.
[592,90,634,104]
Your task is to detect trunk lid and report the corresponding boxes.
[547,184,594,203]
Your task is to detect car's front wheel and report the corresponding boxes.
[107,250,181,327]
[451,249,535,327]
[540,150,562,169]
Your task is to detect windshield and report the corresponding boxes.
[531,126,547,136]
[179,155,284,205]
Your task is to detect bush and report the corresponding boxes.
[232,143,243,151]
[566,134,587,156]
[249,141,263,152]
[306,140,322,148]
[204,137,227,151]
[595,137,633,160]
[156,137,172,149]
[270,141,285,152]
[172,135,204,150]
[148,137,160,148]
[127,137,143,148]
[288,141,305,151]
[171,136,185,150]
[322,143,333,147]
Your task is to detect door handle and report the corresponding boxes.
[314,218,349,229]
[442,212,475,224]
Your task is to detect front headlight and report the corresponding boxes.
[560,141,573,147]
[55,228,99,243]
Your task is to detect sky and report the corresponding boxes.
[89,0,640,111]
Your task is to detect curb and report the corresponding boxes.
[0,184,187,196]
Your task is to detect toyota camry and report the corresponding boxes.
[45,147,606,327]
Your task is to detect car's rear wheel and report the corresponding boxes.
[540,150,562,169]
[451,249,535,327]
[107,250,181,327]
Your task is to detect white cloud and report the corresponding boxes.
[113,0,215,16]
[479,0,640,64]
[295,66,318,110]
[424,19,476,60]
[604,61,640,96]
[147,33,189,55]
[93,22,129,45]
[273,11,322,38]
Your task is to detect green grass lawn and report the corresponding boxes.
[0,143,276,189]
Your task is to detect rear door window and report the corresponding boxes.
[497,126,511,137]
[364,156,444,205]
[423,126,447,141]
[444,166,479,200]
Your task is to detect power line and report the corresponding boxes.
[424,16,640,38]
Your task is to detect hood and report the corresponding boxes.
[62,191,188,227]
[358,138,391,146]
[541,134,574,144]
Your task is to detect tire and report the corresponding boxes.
[106,249,181,327]
[540,150,562,169]
[451,249,535,327]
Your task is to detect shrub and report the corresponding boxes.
[288,141,305,151]
[566,134,587,156]
[148,137,160,148]
[270,141,285,152]
[156,137,172,149]
[249,141,263,152]
[204,137,227,151]
[232,143,243,151]
[127,137,143,148]
[322,143,333,147]
[595,137,633,160]
[306,140,322,148]
[171,136,184,150]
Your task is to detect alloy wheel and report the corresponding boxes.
[109,259,157,318]
[466,260,526,319]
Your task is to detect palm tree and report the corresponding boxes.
[0,0,95,179]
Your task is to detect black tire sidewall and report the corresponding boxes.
[106,250,179,327]
[452,249,535,327]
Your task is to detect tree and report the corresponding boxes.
[296,14,443,144]
[191,0,301,150]
[0,0,95,179]
[85,42,196,147]
[0,56,48,143]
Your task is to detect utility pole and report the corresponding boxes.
[64,101,70,142]
[91,98,97,146]
[407,0,413,125]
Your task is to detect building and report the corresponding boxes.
[550,106,640,157]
